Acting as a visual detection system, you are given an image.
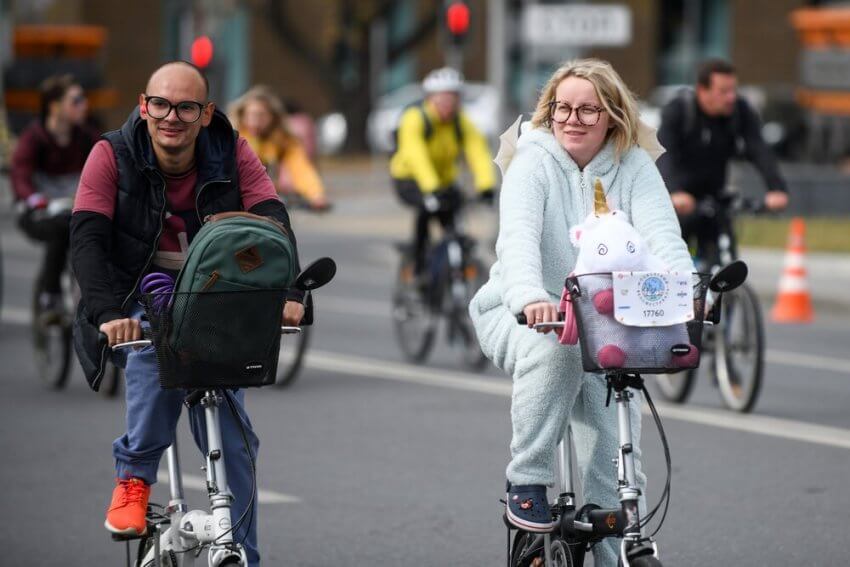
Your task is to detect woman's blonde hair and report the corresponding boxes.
[228,85,296,150]
[530,58,640,157]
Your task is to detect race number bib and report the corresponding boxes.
[613,272,694,327]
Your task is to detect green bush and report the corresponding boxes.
[735,217,850,253]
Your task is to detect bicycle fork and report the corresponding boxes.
[609,376,659,566]
[155,390,248,567]
[175,390,247,566]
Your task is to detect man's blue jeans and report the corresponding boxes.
[112,304,261,565]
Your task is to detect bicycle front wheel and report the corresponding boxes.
[392,257,436,363]
[654,369,698,404]
[275,325,311,388]
[714,283,764,412]
[31,282,72,389]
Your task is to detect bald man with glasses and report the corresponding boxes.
[71,61,303,565]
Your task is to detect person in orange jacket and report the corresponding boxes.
[229,86,331,211]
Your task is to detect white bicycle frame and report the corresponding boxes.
[529,323,659,567]
[114,326,301,567]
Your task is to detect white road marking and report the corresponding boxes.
[300,349,850,450]
[1,307,30,325]
[156,471,301,504]
[764,349,850,375]
[315,295,388,318]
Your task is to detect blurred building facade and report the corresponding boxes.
[0,0,841,158]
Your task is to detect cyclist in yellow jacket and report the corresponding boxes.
[390,67,496,279]
[229,86,331,211]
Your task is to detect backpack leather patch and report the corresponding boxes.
[235,245,264,273]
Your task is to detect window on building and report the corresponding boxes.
[657,0,730,85]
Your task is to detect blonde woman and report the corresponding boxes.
[229,86,330,210]
[469,59,692,565]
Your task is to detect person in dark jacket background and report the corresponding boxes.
[11,74,98,313]
[656,58,788,259]
[70,61,303,566]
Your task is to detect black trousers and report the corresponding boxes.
[392,179,462,275]
[677,208,737,266]
[18,213,70,294]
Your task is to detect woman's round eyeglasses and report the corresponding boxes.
[143,95,207,123]
[548,101,606,127]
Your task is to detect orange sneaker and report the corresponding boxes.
[104,478,150,536]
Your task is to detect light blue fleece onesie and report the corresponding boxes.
[470,128,693,566]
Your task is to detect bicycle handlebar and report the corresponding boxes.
[696,194,768,217]
[516,313,566,326]
[109,326,303,351]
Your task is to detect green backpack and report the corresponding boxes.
[173,211,296,296]
[160,212,297,388]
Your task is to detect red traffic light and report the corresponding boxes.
[191,35,214,68]
[446,2,470,36]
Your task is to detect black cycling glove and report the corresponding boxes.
[478,188,496,206]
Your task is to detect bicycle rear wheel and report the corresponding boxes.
[275,325,311,387]
[392,256,436,363]
[446,258,487,370]
[31,279,72,389]
[715,283,764,412]
[99,361,123,398]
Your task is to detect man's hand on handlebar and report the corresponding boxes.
[423,193,441,213]
[670,191,696,216]
[283,301,305,326]
[764,190,788,212]
[100,318,142,346]
[522,302,560,334]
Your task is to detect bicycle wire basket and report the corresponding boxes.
[140,289,287,389]
[567,272,711,375]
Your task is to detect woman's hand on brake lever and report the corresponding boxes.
[522,302,560,334]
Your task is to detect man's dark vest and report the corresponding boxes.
[73,107,243,390]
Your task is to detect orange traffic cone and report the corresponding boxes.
[770,217,814,323]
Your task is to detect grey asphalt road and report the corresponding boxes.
[1,186,849,566]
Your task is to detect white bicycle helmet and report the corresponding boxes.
[422,67,464,94]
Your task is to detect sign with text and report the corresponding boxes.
[800,49,850,91]
[613,271,694,327]
[521,4,632,47]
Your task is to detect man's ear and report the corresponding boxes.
[138,93,148,118]
[201,102,215,127]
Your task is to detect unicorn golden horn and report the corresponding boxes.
[593,179,610,215]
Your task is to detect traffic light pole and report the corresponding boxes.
[446,45,463,72]
[444,0,469,71]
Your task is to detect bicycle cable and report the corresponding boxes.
[637,384,672,537]
[221,389,258,547]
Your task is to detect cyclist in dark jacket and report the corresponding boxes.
[70,61,302,566]
[656,59,788,258]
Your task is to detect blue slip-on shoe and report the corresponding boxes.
[505,482,556,533]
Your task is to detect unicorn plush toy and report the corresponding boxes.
[558,180,700,371]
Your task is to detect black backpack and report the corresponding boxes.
[676,87,746,156]
[390,102,463,154]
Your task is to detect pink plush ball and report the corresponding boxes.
[592,289,615,315]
